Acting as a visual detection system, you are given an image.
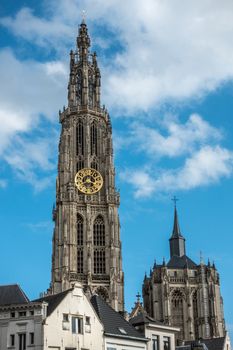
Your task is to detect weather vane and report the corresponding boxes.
[82,10,86,22]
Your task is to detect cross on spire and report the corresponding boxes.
[171,196,179,207]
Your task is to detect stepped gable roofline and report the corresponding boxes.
[0,284,29,306]
[90,295,147,341]
[33,288,72,316]
[167,254,197,269]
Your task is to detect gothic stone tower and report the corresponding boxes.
[51,20,124,312]
[143,206,226,343]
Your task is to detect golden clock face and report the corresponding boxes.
[74,168,103,194]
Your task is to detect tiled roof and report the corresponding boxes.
[0,284,29,306]
[90,295,146,340]
[167,255,197,269]
[184,337,226,350]
[130,312,164,326]
[33,289,71,316]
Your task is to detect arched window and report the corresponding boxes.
[171,290,184,339]
[77,157,84,172]
[91,160,98,170]
[90,122,97,156]
[88,71,94,108]
[76,121,84,155]
[93,216,105,274]
[77,214,83,245]
[93,216,105,246]
[192,291,199,339]
[77,70,82,105]
[94,250,105,274]
[77,214,83,273]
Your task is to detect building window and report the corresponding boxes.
[18,311,26,317]
[192,291,199,339]
[76,158,84,172]
[171,290,184,339]
[30,333,34,345]
[77,249,84,273]
[72,316,83,334]
[18,333,26,350]
[163,336,170,350]
[10,311,15,318]
[30,310,34,316]
[77,214,84,246]
[90,122,98,155]
[88,71,94,108]
[85,316,90,325]
[152,335,159,350]
[93,216,105,246]
[76,121,84,155]
[91,160,98,170]
[77,214,84,274]
[77,70,82,105]
[94,249,105,274]
[10,334,15,346]
[63,313,69,322]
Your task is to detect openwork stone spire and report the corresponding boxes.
[68,21,101,109]
[51,20,124,312]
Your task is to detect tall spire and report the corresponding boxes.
[68,19,101,109]
[169,200,186,258]
[77,19,90,61]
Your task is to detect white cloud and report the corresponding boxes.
[0,49,66,189]
[3,132,57,192]
[130,114,222,158]
[2,1,233,112]
[122,146,233,198]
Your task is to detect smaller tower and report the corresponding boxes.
[143,205,226,343]
[169,205,186,258]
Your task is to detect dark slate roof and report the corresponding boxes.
[33,289,71,316]
[0,284,29,306]
[171,207,184,238]
[90,295,146,340]
[184,337,226,350]
[167,255,197,269]
[130,312,164,326]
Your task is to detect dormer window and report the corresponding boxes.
[118,327,127,334]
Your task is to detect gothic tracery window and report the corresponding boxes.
[88,71,94,108]
[76,121,84,156]
[77,157,84,172]
[93,216,105,274]
[90,122,98,156]
[94,216,105,246]
[77,70,82,105]
[192,291,199,339]
[171,290,184,338]
[77,214,84,273]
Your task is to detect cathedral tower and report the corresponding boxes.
[143,206,226,343]
[51,20,124,312]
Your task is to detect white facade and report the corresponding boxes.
[143,322,179,350]
[0,283,104,350]
[105,336,146,350]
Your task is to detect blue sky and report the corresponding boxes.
[0,0,233,339]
